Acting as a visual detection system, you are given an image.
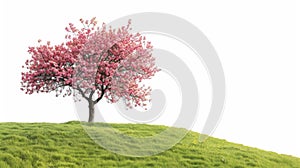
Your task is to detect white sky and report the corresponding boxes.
[1,0,299,157]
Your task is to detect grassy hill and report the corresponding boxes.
[0,122,299,168]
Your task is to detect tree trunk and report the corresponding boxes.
[88,100,95,122]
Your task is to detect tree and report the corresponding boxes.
[21,18,159,122]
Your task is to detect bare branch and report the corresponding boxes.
[94,85,106,104]
[76,85,89,100]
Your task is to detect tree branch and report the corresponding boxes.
[89,90,95,99]
[94,85,106,104]
[76,85,89,100]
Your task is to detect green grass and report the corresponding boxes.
[0,121,299,168]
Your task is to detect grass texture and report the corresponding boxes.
[0,121,299,167]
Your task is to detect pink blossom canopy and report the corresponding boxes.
[21,18,159,109]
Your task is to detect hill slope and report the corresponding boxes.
[0,122,299,168]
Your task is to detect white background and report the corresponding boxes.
[1,0,299,157]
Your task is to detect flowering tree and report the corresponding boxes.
[21,18,159,122]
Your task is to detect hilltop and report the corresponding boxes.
[0,122,299,167]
